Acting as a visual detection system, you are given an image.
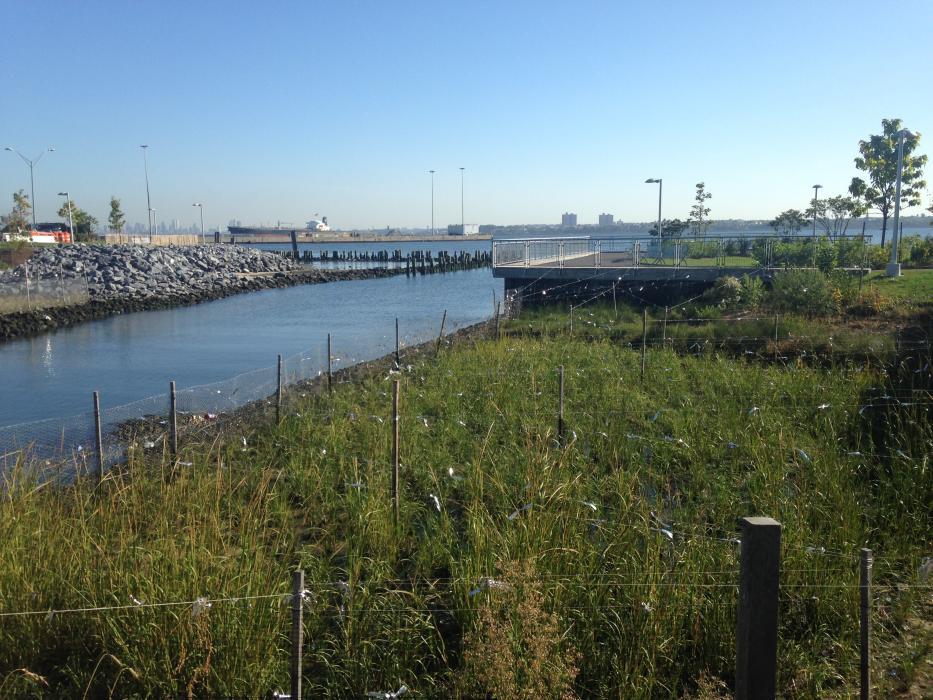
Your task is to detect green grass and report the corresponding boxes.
[865,268,933,303]
[0,312,930,698]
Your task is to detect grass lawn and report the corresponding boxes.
[865,268,933,303]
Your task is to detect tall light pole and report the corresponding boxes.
[645,178,662,239]
[811,184,822,238]
[887,128,912,277]
[193,203,204,244]
[140,145,152,237]
[58,191,75,242]
[459,166,465,234]
[429,169,435,236]
[5,146,54,227]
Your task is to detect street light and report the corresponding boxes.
[888,129,913,277]
[645,178,662,239]
[58,192,75,242]
[811,184,822,238]
[460,167,465,234]
[192,203,204,244]
[4,145,54,227]
[140,145,152,237]
[429,170,436,236]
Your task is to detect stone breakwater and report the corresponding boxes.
[0,244,400,343]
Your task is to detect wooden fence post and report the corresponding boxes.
[395,317,401,367]
[327,333,333,393]
[392,379,400,524]
[93,391,104,482]
[641,308,648,379]
[24,261,31,308]
[735,516,781,700]
[291,568,304,700]
[663,306,668,346]
[773,315,779,361]
[557,365,565,446]
[495,302,501,340]
[436,309,447,354]
[612,282,617,317]
[860,548,872,700]
[59,264,65,304]
[276,354,283,423]
[169,381,178,457]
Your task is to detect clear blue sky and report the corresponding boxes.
[2,0,931,231]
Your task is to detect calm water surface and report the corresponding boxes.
[1,269,501,427]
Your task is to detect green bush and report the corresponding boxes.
[740,274,765,308]
[768,269,837,316]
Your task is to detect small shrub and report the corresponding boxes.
[701,276,742,308]
[768,269,837,316]
[739,274,765,309]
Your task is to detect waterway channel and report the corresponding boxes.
[1,268,502,431]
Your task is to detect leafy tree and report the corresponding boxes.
[849,118,927,245]
[805,195,867,241]
[57,200,99,242]
[108,196,125,233]
[769,209,807,237]
[689,182,712,238]
[648,218,688,238]
[1,190,32,234]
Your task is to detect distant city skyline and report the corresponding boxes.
[2,2,931,231]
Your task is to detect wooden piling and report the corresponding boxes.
[735,516,781,700]
[860,548,872,700]
[169,381,178,457]
[436,309,447,354]
[291,569,304,700]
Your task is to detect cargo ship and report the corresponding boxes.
[228,217,330,237]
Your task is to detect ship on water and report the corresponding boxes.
[228,216,331,237]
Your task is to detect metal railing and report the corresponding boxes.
[493,234,873,271]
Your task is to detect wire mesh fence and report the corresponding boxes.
[0,272,89,314]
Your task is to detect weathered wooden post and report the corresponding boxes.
[392,379,400,524]
[395,317,401,367]
[569,305,574,335]
[612,282,617,317]
[24,260,31,308]
[436,309,447,354]
[641,308,648,379]
[290,230,299,260]
[495,302,501,340]
[557,365,565,447]
[735,516,781,700]
[773,315,779,362]
[93,391,104,482]
[169,381,178,457]
[291,568,304,700]
[860,548,873,700]
[59,264,66,304]
[663,306,669,346]
[276,354,283,423]
[327,333,333,393]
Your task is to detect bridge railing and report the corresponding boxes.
[493,234,873,271]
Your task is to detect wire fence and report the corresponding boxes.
[0,271,89,314]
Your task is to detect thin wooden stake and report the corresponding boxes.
[557,365,565,446]
[773,314,779,361]
[641,308,648,379]
[612,282,617,317]
[291,569,304,700]
[663,306,668,345]
[860,548,872,700]
[327,333,333,393]
[392,379,400,524]
[569,305,574,335]
[276,354,283,423]
[24,261,31,308]
[436,309,447,354]
[93,391,104,482]
[59,264,65,304]
[395,317,400,367]
[169,381,178,457]
[495,302,501,340]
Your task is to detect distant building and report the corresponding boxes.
[448,224,480,235]
[598,213,614,226]
[561,212,578,227]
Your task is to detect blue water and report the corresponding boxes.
[0,268,502,428]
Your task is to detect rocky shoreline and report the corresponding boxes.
[0,244,404,343]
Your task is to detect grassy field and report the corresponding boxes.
[865,268,933,303]
[1,300,930,698]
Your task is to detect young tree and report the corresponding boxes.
[57,200,99,242]
[108,196,125,233]
[648,218,688,238]
[769,209,807,237]
[689,182,712,238]
[0,190,32,234]
[804,195,867,241]
[849,118,927,245]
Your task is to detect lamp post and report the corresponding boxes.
[460,166,465,234]
[193,203,204,244]
[645,178,662,239]
[140,145,152,237]
[57,192,75,242]
[4,146,54,227]
[887,129,912,277]
[429,170,435,236]
[811,184,822,238]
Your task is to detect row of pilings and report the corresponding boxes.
[277,248,492,274]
